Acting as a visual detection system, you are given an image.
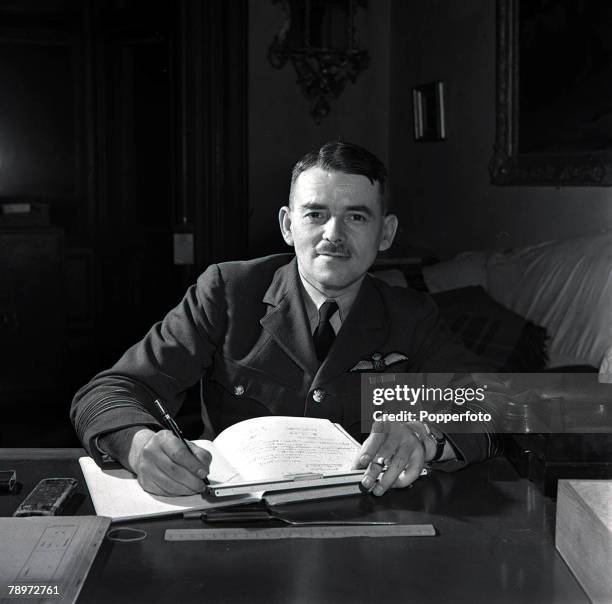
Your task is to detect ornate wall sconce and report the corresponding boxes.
[268,0,369,123]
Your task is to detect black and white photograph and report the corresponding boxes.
[0,0,611,602]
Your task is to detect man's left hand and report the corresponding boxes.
[352,421,428,496]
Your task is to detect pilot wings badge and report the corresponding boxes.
[349,352,409,372]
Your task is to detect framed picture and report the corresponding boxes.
[412,81,446,142]
[490,0,612,186]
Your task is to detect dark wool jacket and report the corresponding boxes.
[71,254,501,467]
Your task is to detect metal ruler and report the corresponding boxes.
[165,524,436,541]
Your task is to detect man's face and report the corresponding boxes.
[279,167,398,294]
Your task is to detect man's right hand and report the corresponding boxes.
[100,427,211,496]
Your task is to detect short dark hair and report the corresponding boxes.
[289,141,390,214]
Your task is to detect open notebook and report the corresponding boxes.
[80,416,364,521]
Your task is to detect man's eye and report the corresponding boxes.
[304,212,322,220]
[348,214,367,222]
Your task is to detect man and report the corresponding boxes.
[71,141,499,497]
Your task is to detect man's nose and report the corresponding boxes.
[322,217,345,242]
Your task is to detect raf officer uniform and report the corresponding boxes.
[71,254,500,468]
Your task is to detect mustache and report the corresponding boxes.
[316,242,351,257]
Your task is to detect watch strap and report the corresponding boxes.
[423,422,446,462]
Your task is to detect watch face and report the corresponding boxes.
[428,424,445,443]
[424,424,447,463]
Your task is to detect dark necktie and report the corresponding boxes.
[313,300,338,362]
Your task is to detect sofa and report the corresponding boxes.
[421,230,612,376]
[392,230,612,495]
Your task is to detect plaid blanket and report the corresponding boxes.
[431,286,548,372]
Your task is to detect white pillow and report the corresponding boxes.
[485,231,612,368]
[422,251,488,293]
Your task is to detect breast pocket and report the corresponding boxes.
[207,358,303,430]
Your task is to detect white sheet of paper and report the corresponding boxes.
[79,457,258,522]
[213,416,360,480]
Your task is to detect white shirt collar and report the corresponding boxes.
[298,268,364,334]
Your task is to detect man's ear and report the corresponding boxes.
[278,206,294,246]
[378,214,398,252]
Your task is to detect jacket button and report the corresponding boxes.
[312,389,326,403]
[233,385,245,396]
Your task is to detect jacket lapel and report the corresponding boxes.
[260,258,318,377]
[313,275,389,387]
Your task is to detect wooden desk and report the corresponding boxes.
[0,449,588,604]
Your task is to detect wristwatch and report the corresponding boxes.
[422,423,446,463]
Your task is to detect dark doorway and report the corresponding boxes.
[0,0,248,445]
